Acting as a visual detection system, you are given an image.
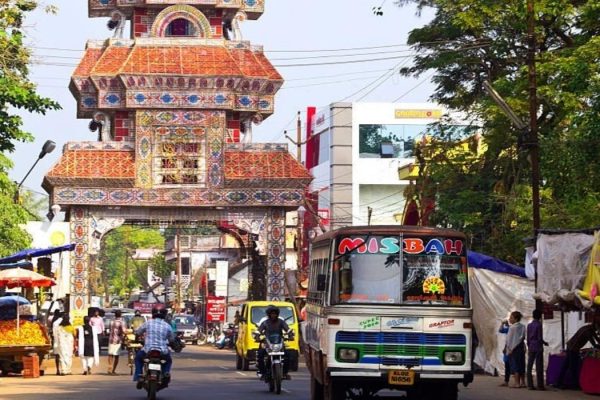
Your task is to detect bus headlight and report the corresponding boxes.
[337,348,359,363]
[443,351,464,365]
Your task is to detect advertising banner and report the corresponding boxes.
[133,302,155,314]
[206,296,226,322]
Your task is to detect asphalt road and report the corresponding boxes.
[0,346,591,400]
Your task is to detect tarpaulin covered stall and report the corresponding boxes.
[467,251,586,376]
[0,244,75,264]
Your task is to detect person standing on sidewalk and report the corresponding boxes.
[506,311,526,388]
[527,309,548,390]
[107,310,125,375]
[498,319,511,387]
[50,310,63,375]
[77,316,100,375]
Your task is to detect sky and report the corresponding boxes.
[12,0,435,198]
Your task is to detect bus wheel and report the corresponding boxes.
[310,376,324,400]
[324,379,345,400]
[442,382,458,400]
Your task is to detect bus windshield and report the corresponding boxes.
[331,235,469,307]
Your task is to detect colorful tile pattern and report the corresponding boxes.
[151,5,213,38]
[52,187,304,207]
[45,149,136,187]
[88,0,264,20]
[224,151,312,188]
[267,207,286,301]
[70,207,89,311]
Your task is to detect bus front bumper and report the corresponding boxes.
[329,369,474,386]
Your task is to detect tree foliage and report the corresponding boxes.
[0,154,30,256]
[97,227,165,297]
[0,0,60,152]
[0,1,60,255]
[396,0,600,261]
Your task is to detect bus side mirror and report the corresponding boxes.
[317,274,327,291]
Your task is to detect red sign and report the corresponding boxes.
[133,302,155,314]
[206,296,226,322]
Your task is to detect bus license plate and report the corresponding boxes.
[148,364,161,371]
[388,370,414,386]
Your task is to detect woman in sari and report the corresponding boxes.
[54,315,75,375]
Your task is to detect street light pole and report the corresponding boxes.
[14,140,56,203]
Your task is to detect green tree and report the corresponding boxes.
[0,155,30,256]
[0,1,60,255]
[0,1,60,152]
[98,226,165,298]
[396,0,600,261]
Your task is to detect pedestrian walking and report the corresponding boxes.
[527,309,548,390]
[54,315,75,375]
[498,319,511,387]
[77,316,100,375]
[506,311,526,388]
[50,310,63,375]
[90,309,105,334]
[107,309,125,375]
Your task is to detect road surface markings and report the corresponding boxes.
[236,372,247,376]
[219,366,230,370]
[282,389,292,394]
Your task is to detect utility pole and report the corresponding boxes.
[176,228,182,312]
[527,0,541,235]
[285,111,307,163]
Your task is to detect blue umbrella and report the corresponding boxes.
[0,295,31,308]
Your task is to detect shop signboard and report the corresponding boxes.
[206,296,226,322]
[133,301,155,314]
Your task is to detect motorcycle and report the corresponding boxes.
[215,323,236,350]
[255,331,291,395]
[124,332,144,376]
[138,335,184,400]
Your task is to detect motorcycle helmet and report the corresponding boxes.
[265,305,280,317]
[152,305,167,319]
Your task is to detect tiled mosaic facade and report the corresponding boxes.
[266,208,286,300]
[70,207,90,311]
[45,0,311,307]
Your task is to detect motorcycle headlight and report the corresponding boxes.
[337,348,359,363]
[443,351,464,365]
[271,343,283,352]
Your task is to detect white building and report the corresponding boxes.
[307,102,459,231]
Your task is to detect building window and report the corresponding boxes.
[154,128,206,187]
[359,124,420,159]
[165,18,197,37]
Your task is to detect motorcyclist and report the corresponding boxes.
[256,305,293,380]
[133,306,174,389]
[130,310,145,331]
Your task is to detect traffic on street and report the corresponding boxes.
[0,345,592,400]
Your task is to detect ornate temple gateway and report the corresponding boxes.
[42,0,312,311]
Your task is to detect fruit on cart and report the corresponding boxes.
[0,320,49,346]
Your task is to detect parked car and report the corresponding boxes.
[173,314,199,344]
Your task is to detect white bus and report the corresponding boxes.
[304,226,473,400]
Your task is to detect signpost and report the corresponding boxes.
[206,296,226,322]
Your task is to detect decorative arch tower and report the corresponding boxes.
[43,0,311,311]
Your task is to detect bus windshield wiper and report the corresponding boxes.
[333,233,372,262]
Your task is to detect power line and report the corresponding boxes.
[28,40,491,55]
